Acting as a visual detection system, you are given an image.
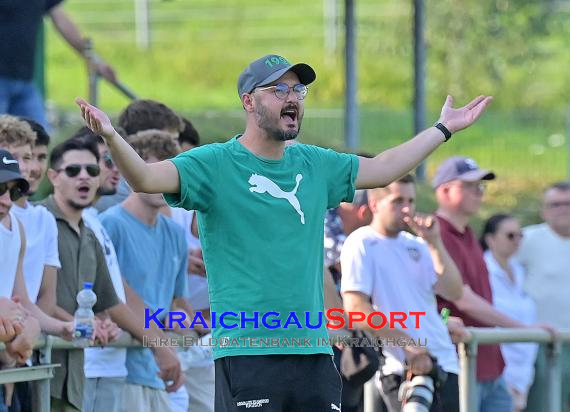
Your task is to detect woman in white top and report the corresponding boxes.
[480,214,538,412]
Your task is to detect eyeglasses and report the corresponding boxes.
[0,183,23,202]
[256,83,308,100]
[57,164,100,178]
[505,232,523,241]
[102,153,114,169]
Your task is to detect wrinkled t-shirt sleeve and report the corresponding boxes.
[164,145,219,212]
[319,148,359,208]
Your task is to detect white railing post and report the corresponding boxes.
[459,340,478,412]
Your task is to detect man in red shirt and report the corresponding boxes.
[433,156,538,411]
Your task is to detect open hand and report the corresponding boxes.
[438,95,493,133]
[75,98,116,139]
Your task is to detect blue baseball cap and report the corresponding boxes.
[237,54,316,98]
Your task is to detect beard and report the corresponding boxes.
[67,198,91,211]
[254,99,302,141]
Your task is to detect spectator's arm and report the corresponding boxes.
[342,291,427,360]
[429,240,463,301]
[324,266,342,311]
[12,221,73,340]
[36,265,57,316]
[107,302,184,392]
[48,5,117,82]
[404,213,463,301]
[453,285,525,328]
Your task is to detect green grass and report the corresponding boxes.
[40,0,569,229]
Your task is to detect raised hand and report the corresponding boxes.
[75,98,117,139]
[403,209,441,247]
[438,95,493,133]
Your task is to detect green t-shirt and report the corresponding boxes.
[165,136,358,359]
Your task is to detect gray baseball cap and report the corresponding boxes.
[432,156,496,188]
[237,54,316,98]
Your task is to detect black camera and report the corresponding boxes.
[398,356,448,412]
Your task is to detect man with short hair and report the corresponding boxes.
[95,100,183,212]
[77,54,492,410]
[518,181,570,411]
[341,174,464,411]
[178,117,200,152]
[42,137,182,411]
[0,149,42,369]
[0,116,61,316]
[433,156,550,411]
[100,130,192,412]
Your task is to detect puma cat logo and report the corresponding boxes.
[248,173,305,224]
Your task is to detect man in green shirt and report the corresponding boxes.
[76,54,492,411]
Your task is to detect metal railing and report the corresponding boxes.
[361,327,570,412]
[0,332,174,412]
[2,328,569,411]
[83,38,138,106]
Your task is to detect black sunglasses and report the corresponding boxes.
[57,164,100,178]
[0,182,24,202]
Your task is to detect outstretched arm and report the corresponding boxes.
[355,95,493,189]
[75,98,180,194]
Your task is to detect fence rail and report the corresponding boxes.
[2,328,569,411]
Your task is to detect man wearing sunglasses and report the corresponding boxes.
[41,136,183,411]
[76,54,492,411]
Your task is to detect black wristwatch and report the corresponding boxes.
[434,122,452,142]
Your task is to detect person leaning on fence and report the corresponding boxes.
[41,137,182,412]
[0,1,117,128]
[94,99,184,213]
[0,139,75,344]
[480,214,538,412]
[432,156,556,412]
[2,115,63,412]
[0,116,61,316]
[99,130,197,412]
[517,181,570,412]
[341,175,465,412]
[76,53,492,411]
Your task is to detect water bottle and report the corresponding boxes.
[73,282,97,348]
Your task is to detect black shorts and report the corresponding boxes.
[215,354,343,412]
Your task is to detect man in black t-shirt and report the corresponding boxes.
[0,1,117,127]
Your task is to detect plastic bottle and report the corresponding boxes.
[73,281,97,348]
